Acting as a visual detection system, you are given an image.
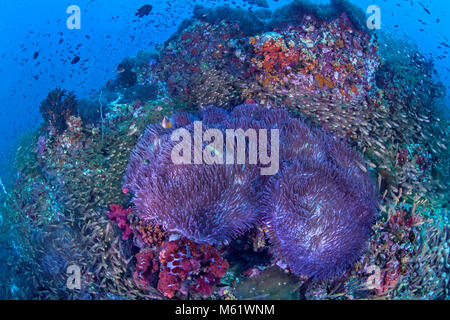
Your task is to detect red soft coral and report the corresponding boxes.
[156,238,229,298]
[133,249,159,288]
[107,203,133,240]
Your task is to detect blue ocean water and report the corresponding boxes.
[0,0,450,299]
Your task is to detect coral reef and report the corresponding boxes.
[151,4,379,109]
[268,0,368,32]
[248,14,379,105]
[154,20,247,108]
[39,88,77,134]
[1,2,449,301]
[125,103,377,281]
[76,98,102,126]
[193,5,265,36]
[333,195,449,299]
[107,204,133,240]
[157,237,229,298]
[131,219,165,249]
[133,249,159,289]
[115,57,137,88]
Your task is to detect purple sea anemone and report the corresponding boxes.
[124,104,377,278]
[262,136,377,280]
[123,111,262,244]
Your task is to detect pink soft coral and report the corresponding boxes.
[107,203,133,240]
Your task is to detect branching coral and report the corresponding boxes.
[39,88,77,134]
